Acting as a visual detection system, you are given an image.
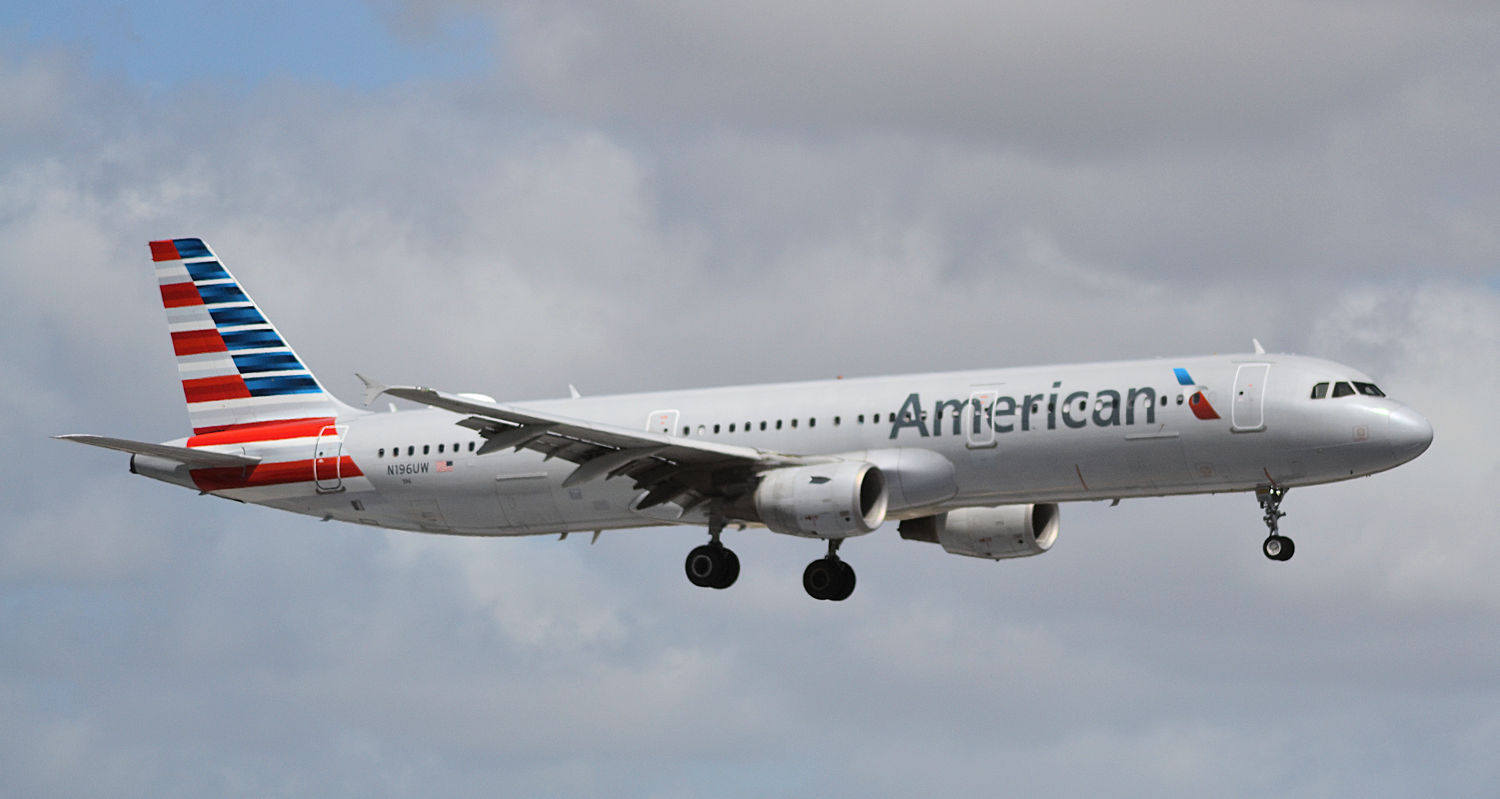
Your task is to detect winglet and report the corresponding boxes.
[355,373,388,407]
[1253,338,1266,355]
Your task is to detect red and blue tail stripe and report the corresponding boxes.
[151,238,348,434]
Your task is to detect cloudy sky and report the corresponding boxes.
[4,1,1498,796]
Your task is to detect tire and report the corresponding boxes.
[803,559,836,600]
[714,548,740,589]
[828,560,856,601]
[1263,535,1295,562]
[685,545,720,587]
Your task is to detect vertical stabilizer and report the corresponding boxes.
[150,238,353,433]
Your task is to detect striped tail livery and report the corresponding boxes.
[151,238,352,433]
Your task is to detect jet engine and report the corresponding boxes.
[752,462,888,538]
[898,503,1060,560]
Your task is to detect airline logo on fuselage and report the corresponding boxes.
[888,370,1216,439]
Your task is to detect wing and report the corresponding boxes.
[55,434,262,468]
[364,378,819,513]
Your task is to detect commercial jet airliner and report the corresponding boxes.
[58,239,1433,600]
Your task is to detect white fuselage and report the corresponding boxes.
[189,352,1431,538]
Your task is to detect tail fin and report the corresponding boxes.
[150,238,354,434]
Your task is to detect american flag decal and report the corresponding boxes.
[436,460,453,472]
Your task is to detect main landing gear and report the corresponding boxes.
[683,516,857,600]
[1257,486,1294,561]
[685,518,739,589]
[802,539,856,602]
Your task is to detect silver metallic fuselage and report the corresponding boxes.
[196,353,1431,537]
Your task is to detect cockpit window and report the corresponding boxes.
[1311,382,1329,399]
[1353,382,1385,397]
[1331,381,1355,398]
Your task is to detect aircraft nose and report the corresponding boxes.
[1388,405,1433,463]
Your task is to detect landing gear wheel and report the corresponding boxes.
[716,548,740,588]
[1256,486,1294,562]
[685,544,739,589]
[1262,535,1295,562]
[830,560,856,601]
[803,558,856,601]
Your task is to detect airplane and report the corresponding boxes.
[57,238,1434,601]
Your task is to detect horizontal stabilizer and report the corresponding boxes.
[54,434,261,468]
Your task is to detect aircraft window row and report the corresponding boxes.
[1310,381,1385,400]
[376,441,477,458]
[681,416,835,436]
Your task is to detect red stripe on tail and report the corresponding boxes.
[183,375,252,403]
[188,417,338,445]
[171,329,228,356]
[150,240,182,262]
[160,282,203,308]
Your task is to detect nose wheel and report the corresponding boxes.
[1257,486,1295,561]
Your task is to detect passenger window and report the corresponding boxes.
[453,442,459,452]
[378,448,385,457]
[407,446,414,456]
[809,418,816,428]
[468,441,476,452]
[713,424,720,434]
[422,444,430,455]
[437,444,444,453]
[1176,394,1184,405]
[760,421,767,431]
[858,414,865,423]
[1311,382,1328,399]
[776,420,783,430]
[1332,382,1355,398]
[1354,382,1385,397]
[833,416,840,426]
[791,419,798,428]
[729,423,736,433]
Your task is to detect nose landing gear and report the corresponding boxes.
[1257,486,1294,561]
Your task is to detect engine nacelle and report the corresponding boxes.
[752,462,888,538]
[898,503,1060,560]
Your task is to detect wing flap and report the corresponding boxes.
[370,383,817,496]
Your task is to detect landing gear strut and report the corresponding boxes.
[1257,486,1295,561]
[685,514,739,589]
[803,539,856,601]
